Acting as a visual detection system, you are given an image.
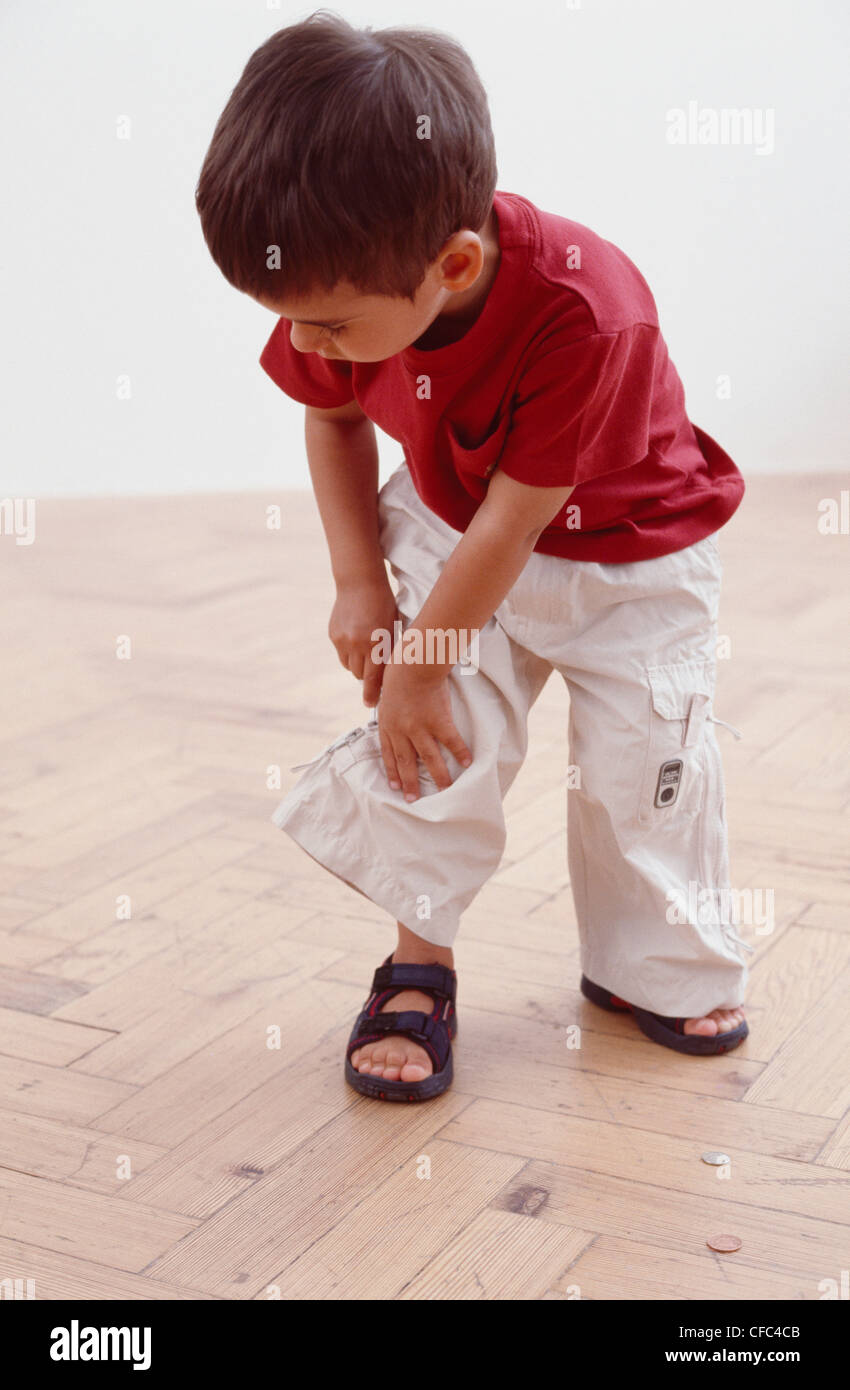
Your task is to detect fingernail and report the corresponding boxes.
[461,757,472,767]
[389,779,400,790]
[404,792,417,802]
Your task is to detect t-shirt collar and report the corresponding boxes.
[400,190,532,377]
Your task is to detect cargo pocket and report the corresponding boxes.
[638,661,716,825]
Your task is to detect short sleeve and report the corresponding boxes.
[496,324,659,488]
[259,318,355,409]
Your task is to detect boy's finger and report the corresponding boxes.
[416,735,453,791]
[393,737,421,802]
[336,647,361,678]
[441,725,473,769]
[378,727,401,791]
[361,656,384,708]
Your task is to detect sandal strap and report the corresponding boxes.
[371,955,456,1004]
[363,1010,439,1038]
[644,1011,687,1034]
[347,1007,452,1072]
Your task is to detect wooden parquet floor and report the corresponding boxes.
[0,473,848,1300]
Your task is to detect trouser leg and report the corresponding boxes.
[271,464,553,948]
[557,539,749,1017]
[565,671,747,1016]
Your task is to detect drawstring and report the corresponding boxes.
[708,714,743,740]
[721,922,755,957]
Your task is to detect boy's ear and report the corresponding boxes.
[437,234,484,291]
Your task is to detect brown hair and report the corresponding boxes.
[195,9,497,303]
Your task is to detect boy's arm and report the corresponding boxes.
[377,468,574,800]
[304,400,386,586]
[407,467,575,658]
[305,402,400,698]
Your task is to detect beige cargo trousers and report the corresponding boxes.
[272,461,751,1018]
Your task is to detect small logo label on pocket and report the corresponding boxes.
[654,759,683,808]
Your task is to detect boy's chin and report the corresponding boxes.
[319,350,394,364]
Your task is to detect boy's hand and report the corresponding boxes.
[328,578,399,707]
[377,662,472,801]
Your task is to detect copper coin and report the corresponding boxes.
[706,1234,743,1253]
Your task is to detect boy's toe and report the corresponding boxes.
[683,1005,747,1037]
[400,1060,430,1082]
[684,1017,717,1036]
[684,1011,722,1036]
[718,1007,745,1031]
[359,1039,433,1082]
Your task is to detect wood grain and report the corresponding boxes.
[0,474,846,1298]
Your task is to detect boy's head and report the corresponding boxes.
[196,10,498,362]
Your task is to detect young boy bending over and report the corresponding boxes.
[196,12,751,1102]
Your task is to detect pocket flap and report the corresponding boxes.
[647,661,715,720]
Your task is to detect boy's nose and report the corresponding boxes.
[289,324,322,354]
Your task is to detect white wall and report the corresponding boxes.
[1,0,846,496]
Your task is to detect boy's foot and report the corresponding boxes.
[350,985,436,1082]
[345,947,457,1101]
[684,1006,746,1036]
[580,975,748,1055]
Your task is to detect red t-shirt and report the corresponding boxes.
[259,189,744,561]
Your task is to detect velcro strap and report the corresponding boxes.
[371,959,456,1002]
[365,1010,433,1037]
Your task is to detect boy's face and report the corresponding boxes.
[254,216,498,364]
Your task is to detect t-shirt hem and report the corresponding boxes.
[530,482,745,563]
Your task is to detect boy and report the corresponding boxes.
[196,12,751,1102]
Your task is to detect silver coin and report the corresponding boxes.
[702,1150,731,1166]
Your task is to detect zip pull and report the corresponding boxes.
[289,718,379,772]
[708,714,743,740]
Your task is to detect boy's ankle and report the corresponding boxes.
[392,951,454,969]
[394,924,454,970]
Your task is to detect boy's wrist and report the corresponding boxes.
[332,557,390,591]
[383,653,449,688]
[384,623,468,684]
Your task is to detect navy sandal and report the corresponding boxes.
[345,954,457,1102]
[580,974,748,1056]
